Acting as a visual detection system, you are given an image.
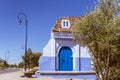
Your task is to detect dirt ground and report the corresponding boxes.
[0,70,83,80]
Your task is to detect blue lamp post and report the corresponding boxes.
[17,13,28,71]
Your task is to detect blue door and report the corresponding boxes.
[59,47,73,71]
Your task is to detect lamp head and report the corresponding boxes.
[18,19,22,25]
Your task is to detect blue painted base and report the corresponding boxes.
[38,56,96,79]
[39,56,92,71]
[39,56,55,71]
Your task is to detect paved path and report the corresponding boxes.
[0,68,21,74]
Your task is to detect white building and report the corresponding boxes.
[37,17,96,79]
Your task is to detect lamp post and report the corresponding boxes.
[17,13,28,71]
[4,50,9,68]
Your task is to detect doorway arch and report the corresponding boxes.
[58,46,73,71]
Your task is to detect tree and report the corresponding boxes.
[30,52,42,68]
[0,60,9,68]
[22,48,42,69]
[18,61,24,68]
[73,0,120,80]
[9,64,17,68]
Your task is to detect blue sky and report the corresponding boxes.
[0,0,112,64]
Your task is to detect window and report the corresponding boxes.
[63,21,65,26]
[61,20,70,28]
[66,21,68,27]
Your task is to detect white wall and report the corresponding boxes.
[42,31,91,71]
[80,47,90,58]
[43,38,55,57]
[43,32,90,58]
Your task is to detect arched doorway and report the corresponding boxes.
[58,46,73,71]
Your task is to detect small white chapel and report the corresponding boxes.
[36,17,96,80]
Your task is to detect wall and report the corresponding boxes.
[39,32,93,72]
[39,37,55,71]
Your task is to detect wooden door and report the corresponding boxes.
[59,47,73,71]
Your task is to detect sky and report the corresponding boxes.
[0,0,118,64]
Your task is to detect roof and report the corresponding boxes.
[52,16,82,33]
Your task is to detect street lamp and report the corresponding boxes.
[4,50,9,68]
[17,13,28,71]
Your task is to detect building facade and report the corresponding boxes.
[36,17,96,79]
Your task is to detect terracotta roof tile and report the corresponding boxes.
[52,16,82,33]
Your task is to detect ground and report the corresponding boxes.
[0,69,84,80]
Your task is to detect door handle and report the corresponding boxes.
[62,59,65,63]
